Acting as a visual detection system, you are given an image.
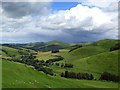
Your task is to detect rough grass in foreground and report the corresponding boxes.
[2,60,118,88]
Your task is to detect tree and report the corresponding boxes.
[61,72,64,77]
[51,50,59,53]
[65,71,69,78]
[56,63,59,66]
[89,74,94,80]
[61,63,64,67]
[110,42,120,51]
[99,72,120,82]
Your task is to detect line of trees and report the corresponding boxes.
[64,63,73,68]
[46,56,64,63]
[99,72,120,82]
[68,45,82,53]
[51,50,59,53]
[61,71,94,80]
[6,50,64,76]
[7,51,54,75]
[110,42,120,51]
[9,58,54,75]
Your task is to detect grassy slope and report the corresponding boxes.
[0,46,20,59]
[70,50,119,78]
[47,40,71,48]
[93,39,118,50]
[2,60,118,88]
[64,46,107,63]
[0,46,36,59]
[50,39,119,78]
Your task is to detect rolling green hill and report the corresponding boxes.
[25,40,71,51]
[0,46,36,60]
[49,39,119,79]
[2,39,120,88]
[69,50,119,78]
[2,60,118,88]
[64,45,107,63]
[0,46,20,59]
[92,39,119,50]
[47,40,71,47]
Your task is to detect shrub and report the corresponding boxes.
[62,71,94,80]
[64,63,73,68]
[99,72,120,82]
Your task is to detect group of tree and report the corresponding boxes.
[8,51,54,75]
[34,65,54,75]
[64,63,73,68]
[54,63,73,68]
[46,56,64,63]
[68,45,82,53]
[110,42,120,51]
[99,72,120,82]
[51,50,59,53]
[1,49,8,54]
[61,71,94,80]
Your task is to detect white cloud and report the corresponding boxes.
[1,1,118,43]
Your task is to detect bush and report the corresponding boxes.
[61,63,64,67]
[110,42,120,51]
[46,56,64,63]
[99,72,120,82]
[61,72,65,77]
[64,63,73,68]
[68,45,82,53]
[56,63,59,66]
[62,71,94,80]
[51,50,59,53]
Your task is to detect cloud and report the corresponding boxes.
[2,2,51,18]
[1,1,118,43]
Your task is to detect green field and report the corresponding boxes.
[2,60,118,88]
[69,50,119,78]
[36,49,68,60]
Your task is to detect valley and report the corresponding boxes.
[1,39,120,89]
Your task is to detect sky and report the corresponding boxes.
[1,0,119,43]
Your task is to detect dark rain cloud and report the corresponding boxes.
[2,2,51,18]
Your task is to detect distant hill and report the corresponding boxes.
[2,40,72,52]
[92,39,119,50]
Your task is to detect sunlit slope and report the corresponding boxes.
[0,46,20,59]
[93,39,119,50]
[69,50,119,79]
[2,60,118,88]
[64,46,107,63]
[0,46,35,59]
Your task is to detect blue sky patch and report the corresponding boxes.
[51,2,80,11]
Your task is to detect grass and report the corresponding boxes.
[36,49,68,60]
[93,39,119,50]
[64,45,107,64]
[45,50,119,80]
[0,46,20,59]
[2,60,119,88]
[69,50,119,79]
[0,46,36,60]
